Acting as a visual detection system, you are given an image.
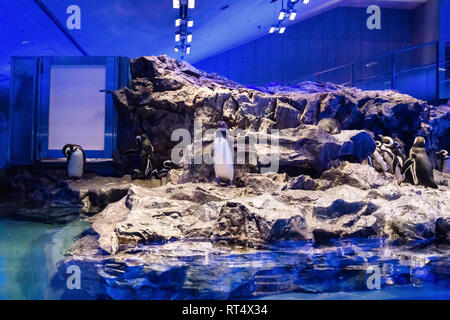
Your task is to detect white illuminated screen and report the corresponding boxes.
[48,65,106,151]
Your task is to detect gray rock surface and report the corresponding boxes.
[113,55,446,174]
[74,163,450,255]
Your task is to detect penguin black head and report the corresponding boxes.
[62,144,72,158]
[413,136,426,148]
[62,144,84,159]
[217,121,228,129]
[216,121,228,136]
[135,135,142,146]
[437,150,449,159]
[381,136,394,148]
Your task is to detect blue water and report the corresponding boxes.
[0,218,90,299]
[0,217,449,300]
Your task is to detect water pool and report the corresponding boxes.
[0,218,90,299]
[0,217,449,300]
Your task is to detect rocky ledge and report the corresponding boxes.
[0,168,165,223]
[71,163,450,255]
[55,162,450,299]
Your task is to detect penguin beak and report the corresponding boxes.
[383,137,394,148]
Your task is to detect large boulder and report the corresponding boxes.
[176,125,375,182]
[81,164,450,255]
[112,55,442,175]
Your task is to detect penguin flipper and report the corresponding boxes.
[151,169,159,179]
[144,155,152,177]
[410,161,418,185]
[394,164,405,185]
[401,158,414,175]
[83,152,87,175]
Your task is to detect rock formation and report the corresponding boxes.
[112,55,449,176]
[2,55,449,299]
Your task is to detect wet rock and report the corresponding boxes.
[435,217,450,244]
[282,175,316,190]
[269,215,309,242]
[319,162,392,190]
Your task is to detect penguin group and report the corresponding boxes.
[132,134,154,180]
[367,135,440,188]
[130,134,177,181]
[151,160,173,179]
[368,136,405,181]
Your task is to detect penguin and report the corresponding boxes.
[213,121,234,186]
[62,144,86,179]
[369,141,389,172]
[380,136,406,183]
[400,137,438,188]
[317,118,340,134]
[151,160,173,179]
[436,150,450,173]
[132,134,154,180]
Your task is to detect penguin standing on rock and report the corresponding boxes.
[152,160,173,179]
[436,150,450,173]
[369,141,389,173]
[62,144,86,179]
[132,134,154,180]
[380,136,406,183]
[317,118,340,134]
[400,137,438,188]
[213,121,234,187]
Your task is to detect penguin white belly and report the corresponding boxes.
[373,150,389,172]
[443,158,450,174]
[213,136,234,181]
[68,149,84,178]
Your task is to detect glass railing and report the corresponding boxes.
[293,39,450,103]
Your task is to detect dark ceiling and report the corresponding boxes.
[0,0,427,80]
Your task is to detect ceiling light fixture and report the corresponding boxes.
[278,9,287,20]
[173,0,195,58]
[269,0,310,34]
[289,9,297,20]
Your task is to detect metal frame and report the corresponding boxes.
[37,56,119,160]
[9,57,39,165]
[296,39,450,103]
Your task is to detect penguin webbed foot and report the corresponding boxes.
[215,177,233,187]
[132,169,146,180]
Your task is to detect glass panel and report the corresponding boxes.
[0,112,7,168]
[439,60,450,101]
[48,65,106,151]
[395,43,436,72]
[396,65,437,102]
[354,55,391,85]
[355,75,392,91]
[9,57,36,165]
[319,65,352,86]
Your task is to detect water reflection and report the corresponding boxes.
[0,217,449,300]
